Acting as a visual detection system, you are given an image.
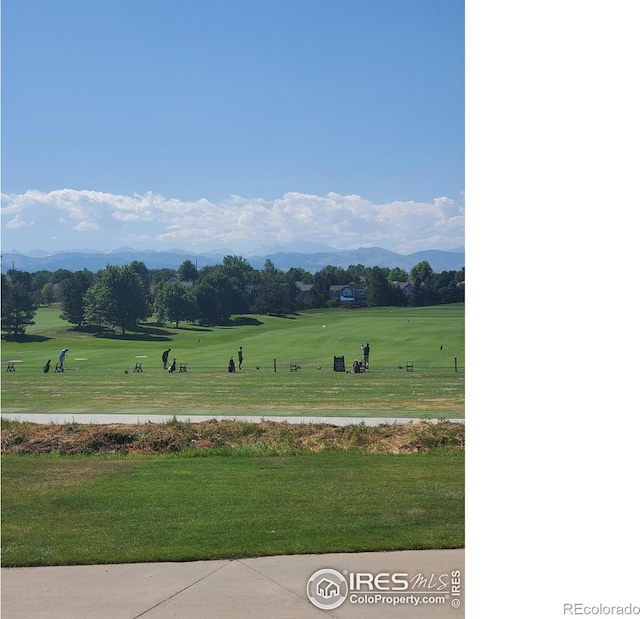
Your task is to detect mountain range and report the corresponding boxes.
[1,246,465,274]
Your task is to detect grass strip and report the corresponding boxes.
[1,450,464,567]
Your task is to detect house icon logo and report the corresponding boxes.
[307,568,348,610]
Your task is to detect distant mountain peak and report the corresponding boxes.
[107,246,141,254]
[2,247,464,274]
[246,238,338,256]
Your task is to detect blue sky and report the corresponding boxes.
[1,0,464,254]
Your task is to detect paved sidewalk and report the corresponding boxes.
[1,549,464,618]
[0,413,464,426]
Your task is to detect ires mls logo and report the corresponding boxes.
[307,567,463,610]
[306,569,349,610]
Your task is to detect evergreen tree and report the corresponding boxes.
[1,273,37,336]
[254,260,297,315]
[59,270,94,327]
[366,266,402,306]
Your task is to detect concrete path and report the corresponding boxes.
[0,413,464,426]
[1,549,464,619]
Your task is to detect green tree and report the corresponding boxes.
[83,265,150,334]
[433,269,465,304]
[4,269,32,289]
[388,267,409,283]
[308,265,347,308]
[410,260,435,285]
[150,268,178,286]
[221,275,248,317]
[410,260,437,306]
[345,264,367,282]
[220,255,257,288]
[194,271,241,325]
[199,261,252,314]
[130,259,153,309]
[285,267,313,284]
[177,259,198,282]
[31,270,53,295]
[59,270,94,327]
[51,269,74,284]
[284,267,313,310]
[1,273,37,336]
[253,260,298,315]
[366,266,403,306]
[40,282,56,305]
[194,276,219,325]
[154,281,198,327]
[82,286,107,326]
[129,260,151,290]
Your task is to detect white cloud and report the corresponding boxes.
[73,220,100,232]
[1,189,464,253]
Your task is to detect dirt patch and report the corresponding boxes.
[1,419,465,456]
[9,460,141,492]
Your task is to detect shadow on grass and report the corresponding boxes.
[172,325,214,332]
[72,325,113,335]
[147,319,264,331]
[94,332,173,342]
[216,316,265,329]
[141,321,212,333]
[1,334,52,343]
[72,324,173,342]
[65,316,266,339]
[229,316,264,326]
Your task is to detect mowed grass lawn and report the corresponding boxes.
[1,450,464,567]
[1,304,464,418]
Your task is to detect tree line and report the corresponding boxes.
[1,256,464,336]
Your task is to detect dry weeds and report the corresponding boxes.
[1,419,464,456]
